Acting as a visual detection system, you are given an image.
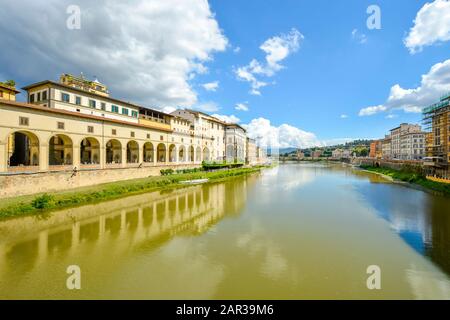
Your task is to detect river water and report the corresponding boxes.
[0,163,449,299]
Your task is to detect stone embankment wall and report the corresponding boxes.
[0,164,199,198]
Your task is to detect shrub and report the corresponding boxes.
[31,194,55,209]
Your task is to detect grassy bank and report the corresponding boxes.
[0,166,265,220]
[360,165,450,196]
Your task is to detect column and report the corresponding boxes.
[39,142,49,172]
[138,143,144,165]
[121,146,127,168]
[0,141,7,173]
[73,144,80,169]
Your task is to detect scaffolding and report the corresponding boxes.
[422,92,450,171]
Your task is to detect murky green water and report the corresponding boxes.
[0,163,449,299]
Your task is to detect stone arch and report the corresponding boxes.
[127,140,139,163]
[203,147,210,162]
[49,134,73,165]
[143,142,154,163]
[189,145,195,162]
[80,137,100,164]
[157,143,166,162]
[169,144,177,162]
[7,130,40,167]
[106,139,122,164]
[178,145,186,162]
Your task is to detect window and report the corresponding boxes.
[112,105,119,113]
[101,102,106,111]
[122,108,129,116]
[37,92,41,101]
[30,94,35,103]
[112,129,117,135]
[57,122,65,130]
[88,126,94,133]
[89,100,96,108]
[132,110,138,118]
[160,135,164,141]
[131,132,135,138]
[147,134,150,139]
[19,117,29,126]
[61,92,70,103]
[42,90,47,101]
[75,96,81,105]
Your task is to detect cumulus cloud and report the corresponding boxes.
[202,81,219,91]
[243,118,321,149]
[404,0,450,54]
[235,103,249,111]
[340,114,348,119]
[0,0,227,108]
[196,101,220,113]
[235,28,303,95]
[351,29,368,44]
[359,59,450,116]
[211,114,240,124]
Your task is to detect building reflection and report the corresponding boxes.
[0,177,251,282]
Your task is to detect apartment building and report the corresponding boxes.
[389,123,425,160]
[381,135,392,160]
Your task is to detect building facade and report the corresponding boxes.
[389,123,425,160]
[0,74,266,174]
[423,92,450,169]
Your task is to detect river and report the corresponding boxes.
[0,163,449,299]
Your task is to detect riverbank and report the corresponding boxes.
[0,166,265,220]
[360,165,450,196]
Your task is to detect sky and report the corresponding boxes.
[1,0,450,148]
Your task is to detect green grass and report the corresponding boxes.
[361,165,450,196]
[0,166,265,220]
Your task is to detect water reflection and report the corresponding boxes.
[0,177,253,299]
[353,169,450,275]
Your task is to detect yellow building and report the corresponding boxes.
[0,74,266,176]
[423,92,450,169]
[0,81,20,101]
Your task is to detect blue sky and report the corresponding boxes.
[198,0,450,142]
[1,0,450,147]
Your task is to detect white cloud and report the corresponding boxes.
[404,0,450,54]
[340,114,348,119]
[351,29,368,44]
[211,114,240,124]
[244,118,321,149]
[235,103,249,111]
[236,28,303,95]
[202,81,219,91]
[0,0,227,108]
[233,46,241,53]
[359,59,450,116]
[386,114,398,119]
[196,101,220,113]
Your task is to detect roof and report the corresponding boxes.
[22,80,174,118]
[0,99,173,133]
[182,109,227,125]
[225,123,247,132]
[0,83,21,94]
